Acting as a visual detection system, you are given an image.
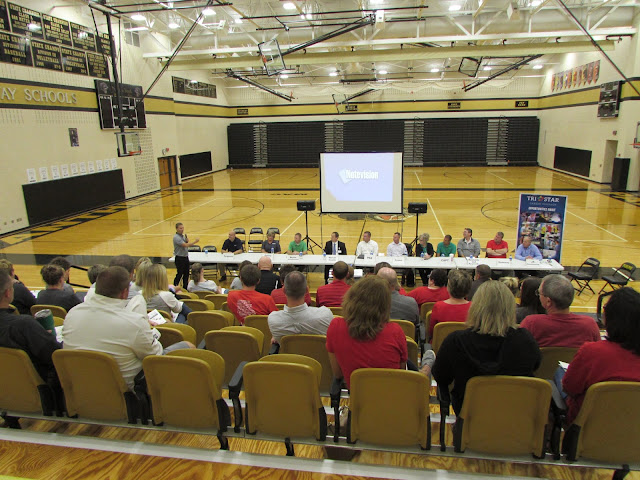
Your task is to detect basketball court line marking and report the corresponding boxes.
[426,198,445,237]
[132,198,223,235]
[487,171,514,185]
[280,198,319,236]
[248,173,280,186]
[566,211,627,242]
[414,172,422,185]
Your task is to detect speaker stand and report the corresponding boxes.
[303,210,322,253]
[410,213,421,249]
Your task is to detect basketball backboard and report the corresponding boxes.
[258,39,286,76]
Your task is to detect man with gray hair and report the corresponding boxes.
[377,267,420,326]
[521,274,600,347]
[467,264,492,301]
[267,271,333,344]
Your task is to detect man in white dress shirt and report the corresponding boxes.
[387,232,408,256]
[355,231,379,257]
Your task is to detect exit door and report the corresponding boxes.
[158,156,178,189]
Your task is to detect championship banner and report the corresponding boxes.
[517,193,567,262]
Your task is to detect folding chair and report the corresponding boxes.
[248,227,264,252]
[599,262,636,294]
[568,258,600,295]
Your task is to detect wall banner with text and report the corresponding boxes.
[517,193,567,262]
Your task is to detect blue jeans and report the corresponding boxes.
[175,303,193,324]
[554,366,569,400]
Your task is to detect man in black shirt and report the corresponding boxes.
[255,256,280,295]
[0,271,61,386]
[220,230,244,281]
[0,259,35,315]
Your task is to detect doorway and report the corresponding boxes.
[158,156,178,189]
[602,140,617,184]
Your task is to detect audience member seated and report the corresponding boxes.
[0,271,61,387]
[63,266,193,390]
[88,255,147,316]
[227,264,277,325]
[129,257,151,297]
[261,232,281,254]
[0,259,35,315]
[432,281,541,415]
[429,269,472,340]
[316,261,351,307]
[436,235,456,257]
[377,267,420,326]
[219,230,244,281]
[255,256,280,295]
[457,228,481,258]
[386,232,408,257]
[372,262,407,296]
[36,264,81,312]
[271,264,313,306]
[467,264,491,301]
[326,276,408,389]
[142,264,192,324]
[515,235,542,261]
[355,230,378,257]
[50,256,75,293]
[268,271,333,344]
[79,264,107,302]
[516,277,544,324]
[499,276,519,297]
[187,262,224,294]
[230,260,252,291]
[415,232,434,285]
[408,269,450,307]
[560,287,640,424]
[520,274,600,347]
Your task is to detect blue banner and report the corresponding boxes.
[517,193,568,262]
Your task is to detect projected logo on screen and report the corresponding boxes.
[339,169,379,184]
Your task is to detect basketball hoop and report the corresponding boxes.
[632,143,640,149]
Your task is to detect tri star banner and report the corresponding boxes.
[517,193,568,262]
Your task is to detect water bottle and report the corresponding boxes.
[421,251,425,259]
[299,251,303,258]
[509,255,513,265]
[323,251,327,261]
[469,255,473,265]
[204,248,208,254]
[449,253,454,263]
[271,247,274,255]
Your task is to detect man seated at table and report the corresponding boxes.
[261,232,281,254]
[255,256,280,295]
[227,264,278,324]
[268,271,333,344]
[316,261,350,307]
[355,231,378,257]
[520,274,600,347]
[515,235,542,261]
[486,231,509,258]
[286,233,308,255]
[323,231,347,284]
[377,267,420,326]
[436,235,456,257]
[387,232,408,257]
[457,228,481,258]
[219,230,244,281]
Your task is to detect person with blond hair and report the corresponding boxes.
[432,280,541,415]
[142,263,192,323]
[326,276,408,389]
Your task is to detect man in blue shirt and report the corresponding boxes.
[515,236,543,260]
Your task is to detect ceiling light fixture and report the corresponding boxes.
[234,17,243,24]
[378,69,388,75]
[329,71,338,77]
[483,66,492,71]
[126,26,148,32]
[283,2,296,9]
[530,0,542,6]
[431,68,440,73]
[168,22,179,29]
[280,74,289,79]
[448,4,462,11]
[532,64,543,69]
[131,13,146,22]
[202,8,216,16]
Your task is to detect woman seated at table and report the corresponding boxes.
[142,263,192,324]
[429,269,472,340]
[560,287,640,425]
[432,281,541,415]
[187,263,224,294]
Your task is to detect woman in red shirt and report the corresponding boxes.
[429,269,472,340]
[562,287,640,424]
[326,276,408,389]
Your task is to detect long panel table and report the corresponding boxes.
[170,252,564,273]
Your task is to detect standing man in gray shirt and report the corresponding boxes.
[173,222,199,289]
[457,227,481,258]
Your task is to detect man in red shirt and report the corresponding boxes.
[271,264,313,306]
[521,274,600,347]
[486,231,509,258]
[227,264,277,324]
[316,261,351,307]
[408,268,449,307]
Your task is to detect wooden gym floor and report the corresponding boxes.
[1,166,638,309]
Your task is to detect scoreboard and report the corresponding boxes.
[95,79,146,129]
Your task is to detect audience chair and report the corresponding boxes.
[143,350,231,449]
[244,315,273,358]
[328,306,343,316]
[560,381,640,471]
[156,326,185,348]
[348,368,430,450]
[248,227,264,252]
[233,227,246,247]
[599,262,636,294]
[8,304,19,314]
[158,323,196,345]
[31,304,67,319]
[193,291,213,299]
[432,322,467,355]
[52,350,139,423]
[176,292,197,300]
[276,303,285,310]
[201,245,218,279]
[534,347,579,380]
[53,316,64,327]
[390,319,416,339]
[220,302,232,314]
[188,311,234,346]
[148,309,172,321]
[0,347,57,418]
[204,294,228,310]
[407,337,419,366]
[568,258,600,295]
[420,302,436,325]
[182,299,215,311]
[187,245,202,253]
[205,326,263,385]
[242,354,327,456]
[280,334,333,394]
[266,227,280,241]
[454,376,551,457]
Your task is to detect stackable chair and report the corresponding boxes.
[243,315,273,357]
[182,299,215,311]
[187,310,234,346]
[156,326,185,348]
[279,334,333,394]
[31,304,67,319]
[204,294,228,310]
[328,306,343,316]
[176,292,198,300]
[158,323,196,345]
[431,321,467,355]
[568,258,600,295]
[187,245,201,253]
[248,227,264,252]
[534,347,579,380]
[390,319,416,339]
[205,326,263,385]
[599,262,636,294]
